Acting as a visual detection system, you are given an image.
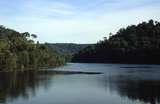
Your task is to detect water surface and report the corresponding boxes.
[1,63,160,104]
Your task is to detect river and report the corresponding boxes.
[1,63,160,104]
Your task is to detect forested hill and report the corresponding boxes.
[72,20,160,64]
[46,43,90,55]
[0,26,65,71]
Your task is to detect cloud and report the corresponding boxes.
[25,1,75,17]
[0,0,160,43]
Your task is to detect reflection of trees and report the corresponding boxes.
[105,76,160,104]
[0,71,52,103]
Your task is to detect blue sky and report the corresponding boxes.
[0,0,160,43]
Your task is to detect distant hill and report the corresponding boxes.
[46,43,91,57]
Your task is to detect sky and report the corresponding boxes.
[0,0,160,43]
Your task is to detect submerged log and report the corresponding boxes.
[38,70,103,75]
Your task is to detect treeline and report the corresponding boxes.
[72,20,160,64]
[0,26,65,71]
[46,43,90,61]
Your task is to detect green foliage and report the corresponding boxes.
[0,26,65,71]
[47,43,90,61]
[72,20,160,64]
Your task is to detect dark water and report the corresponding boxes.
[1,63,160,104]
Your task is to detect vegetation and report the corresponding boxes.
[46,43,90,61]
[0,26,65,71]
[72,20,160,64]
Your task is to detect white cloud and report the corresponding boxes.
[25,1,75,16]
[0,0,160,43]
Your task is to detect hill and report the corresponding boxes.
[46,43,91,61]
[72,20,160,64]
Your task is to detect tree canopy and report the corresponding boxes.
[72,20,160,64]
[0,26,65,71]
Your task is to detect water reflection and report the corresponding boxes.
[105,76,160,104]
[0,65,160,104]
[0,71,52,103]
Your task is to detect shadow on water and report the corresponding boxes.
[0,70,102,103]
[0,71,53,103]
[104,75,160,104]
[0,68,160,104]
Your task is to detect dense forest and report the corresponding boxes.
[72,20,160,64]
[46,43,90,61]
[0,26,65,71]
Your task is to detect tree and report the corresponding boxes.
[0,25,65,71]
[72,20,160,64]
[31,34,37,38]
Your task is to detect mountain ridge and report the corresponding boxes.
[46,43,91,55]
